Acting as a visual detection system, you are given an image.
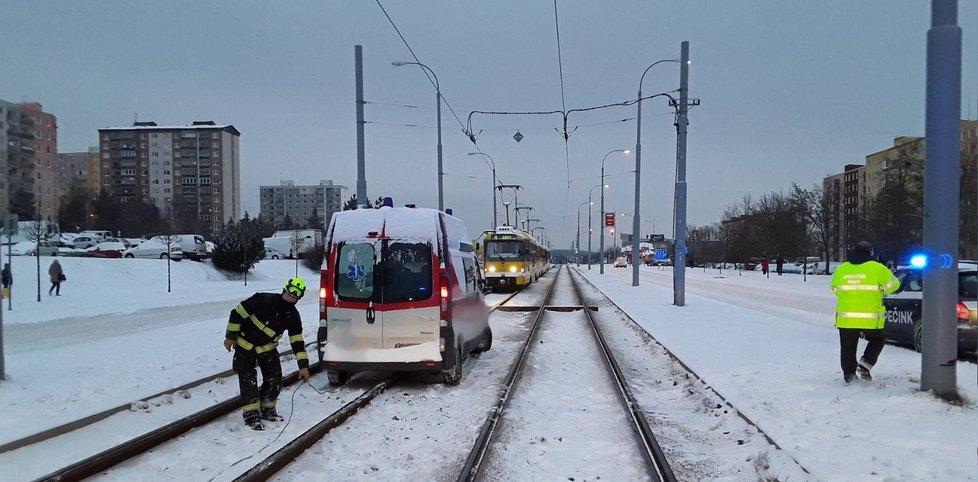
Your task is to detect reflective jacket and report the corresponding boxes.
[831,255,899,329]
[225,292,309,369]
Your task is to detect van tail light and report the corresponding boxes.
[320,287,327,312]
[956,302,970,323]
[440,273,451,320]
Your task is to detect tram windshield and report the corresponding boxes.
[486,240,523,259]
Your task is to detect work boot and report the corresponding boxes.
[857,358,873,382]
[844,373,858,384]
[244,412,265,431]
[260,407,284,422]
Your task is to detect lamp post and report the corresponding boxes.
[577,201,590,266]
[600,149,630,274]
[634,58,679,286]
[587,184,605,270]
[393,61,443,211]
[468,152,498,228]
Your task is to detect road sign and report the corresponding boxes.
[513,131,523,142]
[604,212,615,227]
[649,234,665,242]
[655,248,668,261]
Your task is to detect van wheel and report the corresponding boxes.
[160,253,168,260]
[473,326,493,355]
[442,346,463,385]
[327,370,350,387]
[125,253,135,259]
[913,321,923,352]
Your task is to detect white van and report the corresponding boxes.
[317,204,491,386]
[149,234,207,261]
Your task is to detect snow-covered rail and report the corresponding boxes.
[458,265,676,481]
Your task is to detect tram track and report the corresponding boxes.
[28,290,526,482]
[458,265,676,481]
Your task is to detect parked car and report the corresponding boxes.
[205,241,215,258]
[122,240,183,260]
[264,246,288,260]
[85,241,127,258]
[9,240,59,256]
[148,234,207,261]
[79,230,112,240]
[613,256,628,268]
[102,237,135,249]
[70,235,101,249]
[883,266,977,354]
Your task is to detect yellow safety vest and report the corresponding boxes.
[831,260,900,329]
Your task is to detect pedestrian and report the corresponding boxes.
[224,277,311,431]
[776,255,784,276]
[761,258,769,276]
[1,262,11,299]
[48,259,64,296]
[830,241,900,384]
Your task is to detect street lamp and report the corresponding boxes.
[393,60,444,211]
[587,183,606,270]
[600,149,631,274]
[634,57,680,286]
[468,152,498,228]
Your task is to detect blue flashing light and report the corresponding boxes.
[909,253,928,269]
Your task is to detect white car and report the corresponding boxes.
[9,240,59,256]
[613,256,628,268]
[264,247,289,260]
[71,235,100,249]
[122,240,184,260]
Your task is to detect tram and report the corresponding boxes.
[481,225,550,290]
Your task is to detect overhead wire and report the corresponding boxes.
[552,0,570,230]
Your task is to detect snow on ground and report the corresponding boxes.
[2,259,974,481]
[482,269,648,481]
[577,264,977,481]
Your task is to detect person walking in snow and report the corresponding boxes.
[776,255,784,276]
[48,259,64,296]
[760,258,769,276]
[224,277,311,431]
[1,262,11,298]
[830,241,900,384]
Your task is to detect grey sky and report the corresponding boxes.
[2,1,976,248]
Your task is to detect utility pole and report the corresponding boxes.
[673,41,692,306]
[355,45,368,207]
[921,0,960,397]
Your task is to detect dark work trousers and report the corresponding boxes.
[48,281,61,296]
[838,328,885,375]
[233,347,282,417]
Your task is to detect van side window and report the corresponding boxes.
[382,242,432,302]
[336,243,375,301]
[462,257,476,294]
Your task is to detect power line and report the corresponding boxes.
[552,0,570,228]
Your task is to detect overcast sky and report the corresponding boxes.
[2,1,976,248]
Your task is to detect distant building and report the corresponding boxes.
[98,121,241,234]
[260,180,348,230]
[57,150,93,194]
[0,101,58,220]
[823,164,864,261]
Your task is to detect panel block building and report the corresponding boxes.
[98,121,240,234]
[259,180,348,230]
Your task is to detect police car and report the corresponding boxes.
[882,264,977,354]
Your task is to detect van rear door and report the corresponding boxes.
[379,241,440,350]
[330,241,383,348]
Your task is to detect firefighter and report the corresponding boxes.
[830,241,900,384]
[224,277,311,430]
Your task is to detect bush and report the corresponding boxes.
[212,218,266,273]
[301,242,326,272]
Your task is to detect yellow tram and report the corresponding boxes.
[481,226,550,290]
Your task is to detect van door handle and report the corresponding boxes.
[366,302,376,324]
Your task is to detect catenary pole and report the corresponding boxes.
[355,46,368,207]
[673,41,691,306]
[921,0,960,397]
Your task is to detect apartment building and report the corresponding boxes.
[0,101,58,220]
[259,180,348,230]
[98,121,240,234]
[57,150,94,194]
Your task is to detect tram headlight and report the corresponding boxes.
[488,265,496,273]
[509,266,517,273]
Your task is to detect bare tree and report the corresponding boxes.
[157,230,178,293]
[22,217,55,302]
[791,183,834,274]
